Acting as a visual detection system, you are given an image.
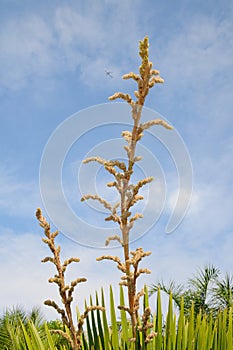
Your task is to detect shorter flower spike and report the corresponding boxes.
[36,208,95,349]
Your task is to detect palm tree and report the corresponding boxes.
[149,265,220,317]
[149,280,184,308]
[211,273,233,310]
[188,264,220,314]
[0,306,45,349]
[0,306,25,349]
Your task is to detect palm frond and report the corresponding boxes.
[211,273,233,309]
[149,280,184,308]
[188,264,220,291]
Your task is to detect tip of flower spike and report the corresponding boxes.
[139,36,149,46]
[139,36,149,59]
[36,207,42,218]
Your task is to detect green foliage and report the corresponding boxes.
[0,306,47,349]
[2,286,233,349]
[110,285,119,350]
[150,264,233,317]
[212,273,233,309]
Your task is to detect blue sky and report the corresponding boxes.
[0,0,233,319]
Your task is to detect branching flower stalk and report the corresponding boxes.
[36,208,104,350]
[81,36,173,341]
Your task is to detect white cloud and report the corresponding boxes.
[162,152,233,250]
[0,166,40,217]
[0,225,125,320]
[0,227,51,316]
[0,15,55,90]
[0,3,142,91]
[53,3,143,88]
[184,183,233,237]
[167,187,196,216]
[1,4,232,97]
[54,6,106,53]
[160,15,233,92]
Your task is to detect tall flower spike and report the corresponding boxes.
[82,37,173,341]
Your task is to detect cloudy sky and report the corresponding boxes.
[0,0,233,320]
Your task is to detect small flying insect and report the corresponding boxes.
[105,69,113,78]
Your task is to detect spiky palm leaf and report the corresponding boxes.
[188,264,220,314]
[149,280,184,309]
[211,273,233,310]
[150,265,220,317]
